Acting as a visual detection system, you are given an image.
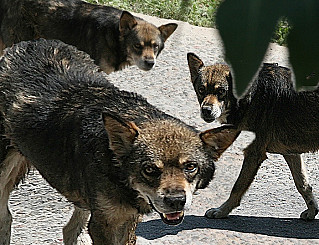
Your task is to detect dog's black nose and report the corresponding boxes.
[201,106,213,117]
[144,59,155,69]
[164,194,186,210]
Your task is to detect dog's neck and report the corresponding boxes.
[221,93,241,126]
[98,40,130,74]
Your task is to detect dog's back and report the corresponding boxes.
[238,64,294,131]
[0,0,121,56]
[238,64,319,153]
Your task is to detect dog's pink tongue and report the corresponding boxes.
[165,212,181,220]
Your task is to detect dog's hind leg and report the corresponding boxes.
[283,154,318,220]
[63,206,91,245]
[0,149,29,245]
[206,139,267,218]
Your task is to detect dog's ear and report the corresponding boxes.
[103,112,139,157]
[187,53,204,83]
[119,11,138,32]
[200,125,240,160]
[158,23,178,42]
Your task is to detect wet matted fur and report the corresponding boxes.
[0,0,177,74]
[0,40,238,245]
[187,53,319,221]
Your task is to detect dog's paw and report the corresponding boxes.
[205,208,229,219]
[300,208,319,221]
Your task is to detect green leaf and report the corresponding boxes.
[216,0,281,97]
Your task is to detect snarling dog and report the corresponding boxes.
[0,40,237,245]
[0,0,177,74]
[187,52,319,221]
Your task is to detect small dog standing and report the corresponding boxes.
[0,0,177,73]
[187,53,319,220]
[0,39,238,245]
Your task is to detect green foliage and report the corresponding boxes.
[87,0,290,46]
[87,0,224,28]
[271,19,291,46]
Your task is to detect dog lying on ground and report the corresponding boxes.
[187,52,319,221]
[0,39,238,245]
[0,0,177,74]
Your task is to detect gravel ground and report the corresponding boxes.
[9,13,319,245]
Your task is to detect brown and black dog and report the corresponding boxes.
[187,52,319,221]
[0,40,238,245]
[0,0,177,74]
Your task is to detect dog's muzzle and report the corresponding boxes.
[148,193,186,226]
[136,58,155,71]
[143,59,155,70]
[161,194,186,225]
[201,104,221,123]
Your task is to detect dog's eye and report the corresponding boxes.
[184,163,198,173]
[198,85,205,95]
[218,89,226,98]
[153,44,159,51]
[134,43,142,50]
[143,166,160,177]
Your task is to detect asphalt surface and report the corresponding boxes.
[8,13,319,245]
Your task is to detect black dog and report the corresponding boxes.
[188,52,319,221]
[0,40,237,245]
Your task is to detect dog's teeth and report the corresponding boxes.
[179,211,184,217]
[163,213,167,218]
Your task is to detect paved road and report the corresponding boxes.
[9,13,319,245]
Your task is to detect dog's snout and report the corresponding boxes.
[201,105,213,117]
[144,59,155,69]
[201,104,221,123]
[164,194,186,210]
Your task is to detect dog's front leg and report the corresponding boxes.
[206,140,267,218]
[283,154,319,220]
[88,210,139,245]
[63,205,91,245]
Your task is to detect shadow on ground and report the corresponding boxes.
[137,215,319,240]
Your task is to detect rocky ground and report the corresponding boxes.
[9,13,319,245]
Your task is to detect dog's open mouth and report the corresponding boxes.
[159,211,185,225]
[147,197,185,225]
